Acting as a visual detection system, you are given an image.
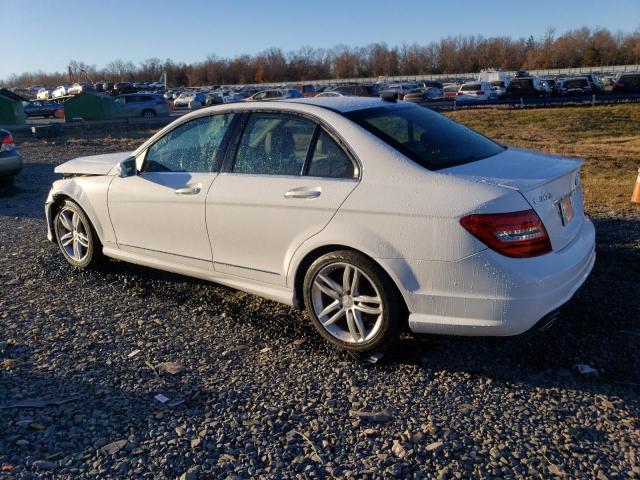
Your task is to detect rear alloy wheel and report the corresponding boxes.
[303,250,401,353]
[142,109,156,118]
[54,200,101,269]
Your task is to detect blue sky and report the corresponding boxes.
[2,0,638,79]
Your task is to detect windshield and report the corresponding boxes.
[344,104,504,170]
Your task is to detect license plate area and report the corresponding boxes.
[557,193,575,226]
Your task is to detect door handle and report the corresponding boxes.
[284,187,321,199]
[174,185,201,195]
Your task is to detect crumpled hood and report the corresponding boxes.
[441,146,582,192]
[54,151,132,176]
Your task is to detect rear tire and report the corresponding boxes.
[303,250,401,353]
[54,200,103,269]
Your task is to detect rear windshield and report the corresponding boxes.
[344,104,504,170]
[491,81,505,87]
[461,83,481,91]
[509,79,534,90]
[564,79,588,89]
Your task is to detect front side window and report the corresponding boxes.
[345,104,504,170]
[143,114,234,173]
[233,113,316,176]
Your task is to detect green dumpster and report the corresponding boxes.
[64,92,115,121]
[0,93,26,125]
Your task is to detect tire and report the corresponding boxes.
[141,109,156,118]
[54,200,102,269]
[303,250,401,353]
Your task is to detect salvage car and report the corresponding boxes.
[23,100,63,118]
[45,97,595,353]
[0,130,22,184]
[113,94,171,118]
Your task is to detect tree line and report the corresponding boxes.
[3,27,640,88]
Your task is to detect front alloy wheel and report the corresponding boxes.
[54,200,101,268]
[304,250,401,353]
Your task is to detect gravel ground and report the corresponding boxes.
[0,128,639,479]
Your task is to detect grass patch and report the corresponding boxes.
[445,104,640,215]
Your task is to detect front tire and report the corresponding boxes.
[303,250,401,353]
[54,200,102,269]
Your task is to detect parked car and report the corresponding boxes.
[45,97,595,353]
[113,94,171,118]
[23,100,63,118]
[506,77,546,98]
[541,78,559,96]
[291,84,317,97]
[403,87,441,103]
[67,83,94,95]
[113,82,136,95]
[173,91,207,108]
[329,84,379,97]
[443,84,461,100]
[380,83,420,100]
[51,85,71,98]
[315,91,346,97]
[456,82,496,101]
[612,72,640,93]
[36,88,51,100]
[489,81,507,98]
[560,77,593,96]
[0,130,22,185]
[102,82,115,94]
[245,89,303,101]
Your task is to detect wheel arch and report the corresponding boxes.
[47,185,108,245]
[291,244,411,321]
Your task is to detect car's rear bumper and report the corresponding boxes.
[394,217,596,336]
[0,153,23,177]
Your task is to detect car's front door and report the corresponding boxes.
[108,113,235,262]
[206,112,360,285]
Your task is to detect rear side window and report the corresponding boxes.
[233,113,316,176]
[345,104,504,170]
[144,114,234,173]
[307,131,354,179]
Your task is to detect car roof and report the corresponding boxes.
[286,96,389,113]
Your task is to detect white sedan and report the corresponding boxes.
[45,97,595,353]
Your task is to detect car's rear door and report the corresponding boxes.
[108,113,235,262]
[206,111,359,286]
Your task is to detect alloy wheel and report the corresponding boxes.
[311,262,384,344]
[56,207,90,262]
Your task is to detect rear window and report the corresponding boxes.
[461,83,481,91]
[564,79,588,89]
[620,74,640,86]
[509,79,534,90]
[491,81,505,88]
[344,104,504,170]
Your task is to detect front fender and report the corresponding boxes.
[46,176,116,246]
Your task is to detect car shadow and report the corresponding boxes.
[38,216,639,400]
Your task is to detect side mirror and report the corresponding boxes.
[116,157,137,178]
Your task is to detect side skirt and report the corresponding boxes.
[102,245,296,307]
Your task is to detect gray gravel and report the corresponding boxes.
[1,127,639,479]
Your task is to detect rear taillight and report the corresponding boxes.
[460,209,552,258]
[0,133,15,153]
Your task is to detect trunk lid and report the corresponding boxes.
[445,147,584,251]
